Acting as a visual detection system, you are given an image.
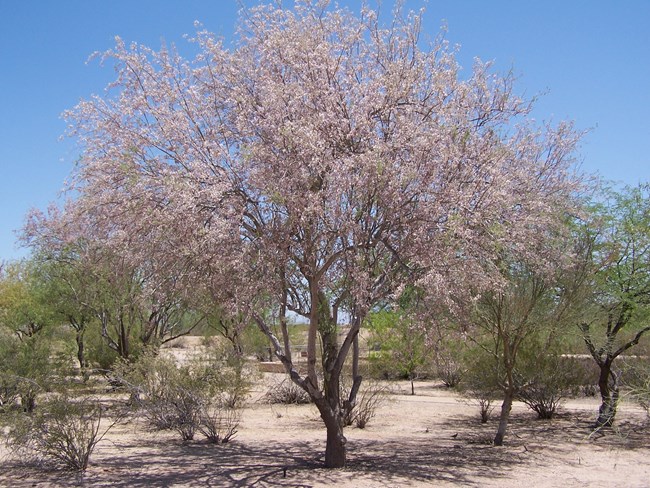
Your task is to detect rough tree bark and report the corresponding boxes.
[596,360,619,427]
[494,387,514,446]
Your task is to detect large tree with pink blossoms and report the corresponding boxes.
[57,2,582,467]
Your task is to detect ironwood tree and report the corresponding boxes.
[33,2,581,467]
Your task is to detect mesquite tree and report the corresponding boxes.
[24,206,203,361]
[52,2,581,467]
[0,260,56,340]
[470,254,580,446]
[579,185,650,427]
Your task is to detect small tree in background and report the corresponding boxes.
[23,209,205,363]
[23,256,94,374]
[468,251,582,445]
[0,328,23,410]
[0,260,57,340]
[0,262,66,413]
[367,310,433,394]
[578,185,650,427]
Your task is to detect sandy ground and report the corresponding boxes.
[1,372,649,488]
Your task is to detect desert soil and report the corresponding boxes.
[1,357,649,487]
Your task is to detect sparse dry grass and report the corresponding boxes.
[2,345,649,487]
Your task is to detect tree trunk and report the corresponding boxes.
[325,422,347,468]
[315,397,347,468]
[596,361,619,427]
[76,330,86,371]
[256,285,360,469]
[118,315,130,360]
[494,388,514,446]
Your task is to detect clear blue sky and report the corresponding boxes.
[1,0,649,261]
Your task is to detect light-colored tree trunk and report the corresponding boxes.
[494,387,514,446]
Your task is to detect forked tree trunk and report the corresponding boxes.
[494,387,514,446]
[253,287,364,469]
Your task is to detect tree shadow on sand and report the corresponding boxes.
[3,410,647,487]
[2,433,524,487]
[443,409,650,455]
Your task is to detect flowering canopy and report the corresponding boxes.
[61,3,580,317]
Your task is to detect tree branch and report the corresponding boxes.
[613,325,650,359]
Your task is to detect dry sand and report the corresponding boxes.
[1,368,649,487]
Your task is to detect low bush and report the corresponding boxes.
[435,353,465,388]
[462,386,499,424]
[199,407,240,444]
[433,336,468,388]
[475,397,495,423]
[113,347,247,443]
[5,395,115,471]
[622,359,650,414]
[458,348,501,423]
[264,377,311,405]
[517,352,588,420]
[341,379,390,429]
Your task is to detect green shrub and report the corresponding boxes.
[459,347,501,423]
[85,324,120,371]
[240,326,273,362]
[0,330,62,412]
[622,358,650,413]
[461,334,589,421]
[366,311,434,392]
[516,342,588,419]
